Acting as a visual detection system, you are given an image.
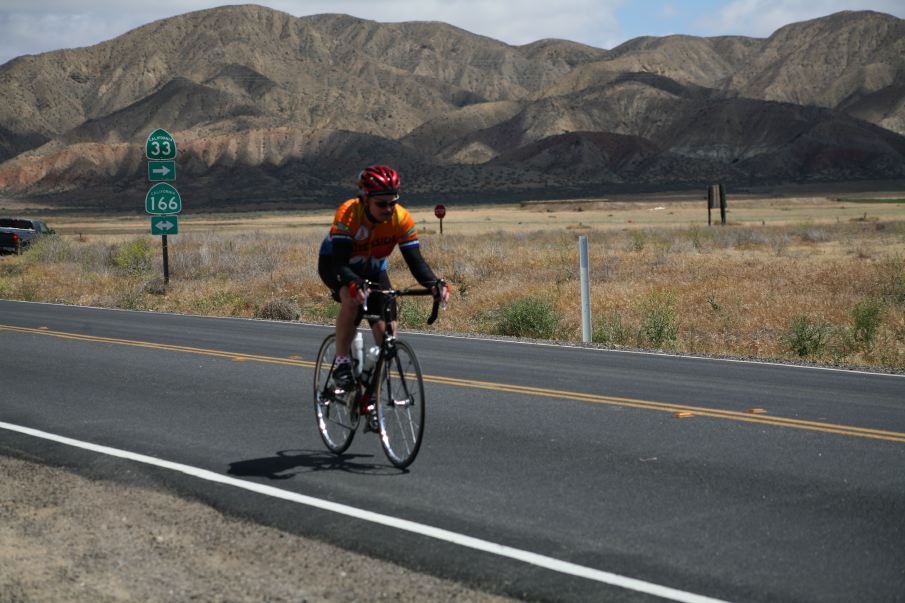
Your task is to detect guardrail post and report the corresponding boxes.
[579,235,592,343]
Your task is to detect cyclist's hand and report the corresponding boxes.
[433,280,450,306]
[346,281,367,305]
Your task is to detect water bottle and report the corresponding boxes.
[361,345,380,382]
[351,331,363,378]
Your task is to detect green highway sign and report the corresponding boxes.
[145,182,182,215]
[145,128,176,160]
[147,160,176,181]
[151,216,179,236]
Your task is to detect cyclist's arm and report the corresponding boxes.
[330,238,361,289]
[400,245,438,288]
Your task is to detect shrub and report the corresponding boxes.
[637,289,678,348]
[495,296,558,339]
[627,230,646,252]
[825,325,856,363]
[23,235,74,263]
[144,278,168,296]
[256,298,300,321]
[851,298,884,346]
[0,261,23,276]
[397,297,430,328]
[795,225,831,242]
[192,290,246,315]
[114,283,149,311]
[304,301,340,323]
[114,238,154,276]
[593,312,630,345]
[878,255,905,304]
[783,316,830,357]
[686,226,712,252]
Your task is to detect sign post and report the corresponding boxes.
[145,129,179,284]
[707,184,727,226]
[434,203,446,235]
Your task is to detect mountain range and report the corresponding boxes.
[0,4,903,210]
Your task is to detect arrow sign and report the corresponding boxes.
[151,216,179,236]
[147,160,176,182]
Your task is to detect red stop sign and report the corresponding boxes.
[434,204,446,219]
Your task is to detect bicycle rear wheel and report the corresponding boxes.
[313,334,359,454]
[375,340,425,468]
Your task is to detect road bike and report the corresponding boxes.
[313,280,444,468]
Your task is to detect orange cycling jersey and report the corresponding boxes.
[319,197,420,274]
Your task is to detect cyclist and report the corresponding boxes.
[318,165,449,393]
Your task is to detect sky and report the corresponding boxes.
[1,0,904,66]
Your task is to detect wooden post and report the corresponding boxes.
[719,183,727,225]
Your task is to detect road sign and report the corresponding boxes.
[150,216,179,236]
[145,128,176,160]
[434,204,446,219]
[147,160,176,182]
[145,182,182,215]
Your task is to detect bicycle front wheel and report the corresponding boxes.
[376,340,425,468]
[313,334,359,454]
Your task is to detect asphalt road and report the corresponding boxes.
[2,300,904,602]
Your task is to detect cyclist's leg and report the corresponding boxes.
[336,285,363,357]
[318,254,362,359]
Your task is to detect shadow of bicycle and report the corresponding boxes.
[227,449,406,479]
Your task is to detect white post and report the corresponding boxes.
[579,236,591,343]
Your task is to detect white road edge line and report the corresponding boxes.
[1,420,730,603]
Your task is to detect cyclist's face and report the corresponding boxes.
[367,194,398,222]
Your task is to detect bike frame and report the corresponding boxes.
[349,280,441,415]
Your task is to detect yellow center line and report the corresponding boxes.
[4,324,904,444]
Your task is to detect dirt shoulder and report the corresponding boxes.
[0,455,515,602]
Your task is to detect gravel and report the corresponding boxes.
[0,455,516,603]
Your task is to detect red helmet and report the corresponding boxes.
[358,165,400,196]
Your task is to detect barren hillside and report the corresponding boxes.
[0,5,903,210]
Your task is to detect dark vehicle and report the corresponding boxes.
[0,218,55,254]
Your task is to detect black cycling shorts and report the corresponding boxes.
[317,255,397,326]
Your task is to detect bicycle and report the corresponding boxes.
[313,280,444,468]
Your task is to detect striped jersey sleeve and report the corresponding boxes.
[397,207,419,250]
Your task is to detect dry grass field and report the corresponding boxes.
[2,192,905,369]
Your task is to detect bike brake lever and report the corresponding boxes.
[361,280,371,313]
[426,279,446,325]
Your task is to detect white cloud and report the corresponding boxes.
[700,0,905,37]
[658,3,678,19]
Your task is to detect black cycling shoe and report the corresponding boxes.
[332,362,355,393]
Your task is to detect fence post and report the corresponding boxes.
[719,183,727,225]
[579,235,591,343]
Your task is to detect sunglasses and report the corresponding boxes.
[371,196,399,209]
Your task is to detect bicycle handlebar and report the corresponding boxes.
[361,278,446,325]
